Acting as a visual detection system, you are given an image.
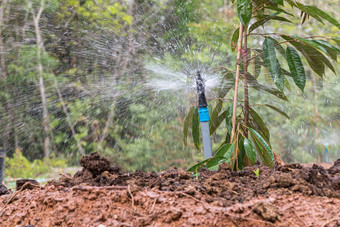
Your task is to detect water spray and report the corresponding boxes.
[196,71,212,159]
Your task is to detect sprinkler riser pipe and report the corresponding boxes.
[196,70,212,160]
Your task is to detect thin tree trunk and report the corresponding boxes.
[31,0,51,160]
[54,79,85,155]
[242,25,252,166]
[243,25,249,137]
[98,0,135,150]
[312,73,320,163]
[0,0,11,152]
[230,23,244,143]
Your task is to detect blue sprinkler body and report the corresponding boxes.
[198,107,209,122]
[196,71,213,159]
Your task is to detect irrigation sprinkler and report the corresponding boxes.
[196,71,212,159]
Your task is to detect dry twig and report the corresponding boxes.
[0,182,40,212]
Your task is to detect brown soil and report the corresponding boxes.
[0,153,339,226]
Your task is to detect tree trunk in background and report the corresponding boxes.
[312,73,320,163]
[98,0,136,151]
[0,0,11,152]
[31,0,51,160]
[54,79,85,156]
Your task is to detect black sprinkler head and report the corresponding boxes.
[196,71,208,108]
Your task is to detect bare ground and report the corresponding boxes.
[0,153,339,227]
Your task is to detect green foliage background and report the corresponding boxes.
[0,0,339,177]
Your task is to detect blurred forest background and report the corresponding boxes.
[0,0,339,178]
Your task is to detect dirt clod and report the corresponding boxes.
[16,179,39,191]
[253,202,280,222]
[0,184,10,196]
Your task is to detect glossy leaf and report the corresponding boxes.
[308,6,340,29]
[248,127,274,167]
[281,35,325,77]
[267,37,286,58]
[286,1,324,25]
[218,71,234,98]
[215,143,234,159]
[249,14,292,32]
[291,35,328,54]
[264,6,294,16]
[286,46,306,92]
[284,75,291,92]
[254,52,262,78]
[187,144,234,172]
[249,107,270,142]
[210,108,228,135]
[187,159,210,172]
[272,0,283,5]
[246,72,288,101]
[192,107,200,150]
[263,38,284,91]
[262,104,290,119]
[237,0,252,26]
[225,104,233,134]
[244,138,256,165]
[312,40,339,61]
[231,28,239,51]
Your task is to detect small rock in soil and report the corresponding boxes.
[253,202,280,222]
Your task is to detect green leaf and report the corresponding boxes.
[262,104,290,119]
[312,40,339,61]
[183,106,195,146]
[254,58,262,78]
[218,71,234,98]
[281,36,325,77]
[262,38,284,91]
[225,104,233,134]
[249,14,292,32]
[244,138,256,165]
[264,6,294,16]
[187,144,234,172]
[187,159,210,172]
[210,110,228,135]
[246,72,288,101]
[248,127,275,167]
[286,46,306,92]
[249,107,270,142]
[291,35,328,54]
[237,0,252,26]
[215,143,234,159]
[237,138,246,170]
[210,103,229,135]
[267,37,286,58]
[231,28,239,51]
[286,1,324,25]
[272,0,283,5]
[284,75,291,92]
[307,6,340,29]
[192,107,200,149]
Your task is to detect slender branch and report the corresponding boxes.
[252,4,264,14]
[243,25,249,138]
[248,33,332,40]
[54,78,85,155]
[230,22,244,143]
